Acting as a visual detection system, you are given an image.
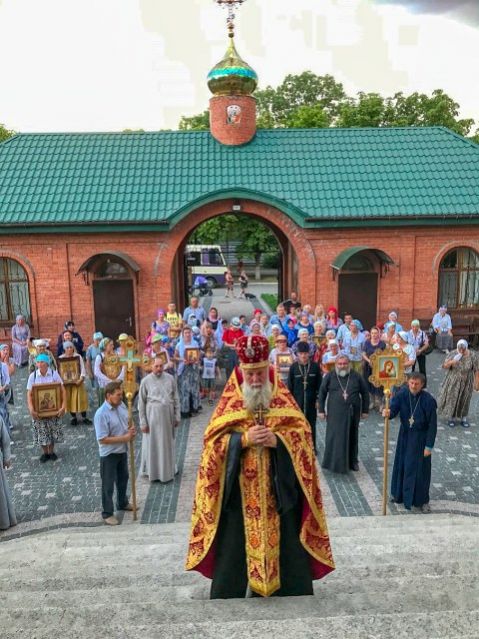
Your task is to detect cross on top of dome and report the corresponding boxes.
[214,0,247,39]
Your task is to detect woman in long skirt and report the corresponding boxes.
[11,314,30,367]
[59,341,91,425]
[0,416,16,530]
[437,340,478,428]
[175,327,201,418]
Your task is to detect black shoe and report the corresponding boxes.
[70,417,78,426]
[351,463,359,471]
[82,417,92,425]
[50,452,58,461]
[39,453,50,463]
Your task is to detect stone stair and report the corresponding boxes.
[1,513,478,638]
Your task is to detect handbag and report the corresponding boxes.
[420,331,434,356]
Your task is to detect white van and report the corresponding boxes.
[185,244,227,287]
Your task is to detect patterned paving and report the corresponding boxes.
[1,350,478,541]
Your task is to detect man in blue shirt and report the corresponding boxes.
[94,381,136,525]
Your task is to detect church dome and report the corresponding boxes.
[207,39,258,96]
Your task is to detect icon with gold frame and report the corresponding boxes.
[168,327,181,340]
[184,347,200,364]
[57,356,81,385]
[32,383,63,418]
[276,353,294,368]
[368,346,407,393]
[313,335,327,348]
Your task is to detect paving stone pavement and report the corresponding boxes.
[1,350,478,541]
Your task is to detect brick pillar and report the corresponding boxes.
[209,95,256,146]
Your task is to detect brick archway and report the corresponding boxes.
[165,198,316,306]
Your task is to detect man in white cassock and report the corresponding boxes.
[139,356,180,482]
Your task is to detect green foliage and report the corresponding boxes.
[261,293,279,311]
[178,110,210,131]
[177,71,478,142]
[0,123,15,143]
[256,72,346,128]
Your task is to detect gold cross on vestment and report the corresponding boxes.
[254,403,269,426]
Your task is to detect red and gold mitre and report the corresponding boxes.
[236,335,269,369]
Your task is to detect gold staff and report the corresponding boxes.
[369,346,406,516]
[119,337,142,521]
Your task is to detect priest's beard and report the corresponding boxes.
[242,380,273,413]
[336,367,351,377]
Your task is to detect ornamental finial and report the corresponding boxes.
[214,0,246,39]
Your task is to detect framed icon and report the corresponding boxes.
[32,383,62,418]
[57,356,81,385]
[185,347,200,364]
[276,353,294,368]
[152,351,168,366]
[369,346,407,392]
[168,327,181,339]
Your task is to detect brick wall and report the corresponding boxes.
[209,95,256,146]
[1,201,478,347]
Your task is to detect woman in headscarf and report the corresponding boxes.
[437,339,479,428]
[28,339,57,373]
[27,353,67,463]
[152,308,170,337]
[58,341,91,426]
[11,314,30,367]
[0,344,15,410]
[174,326,201,418]
[0,348,13,433]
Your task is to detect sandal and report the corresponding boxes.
[448,420,456,428]
[460,420,470,428]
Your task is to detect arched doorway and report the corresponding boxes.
[334,247,395,329]
[77,252,139,339]
[174,212,297,310]
[438,246,479,312]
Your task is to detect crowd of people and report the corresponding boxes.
[0,294,478,532]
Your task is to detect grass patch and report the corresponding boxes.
[261,293,278,311]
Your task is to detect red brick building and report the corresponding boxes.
[1,37,478,345]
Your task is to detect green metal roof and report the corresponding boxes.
[0,126,478,231]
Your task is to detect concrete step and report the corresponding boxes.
[1,558,476,593]
[0,574,476,609]
[6,516,478,551]
[4,610,478,639]
[1,586,479,630]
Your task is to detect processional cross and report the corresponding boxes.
[118,336,143,521]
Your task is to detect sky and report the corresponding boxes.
[0,0,478,132]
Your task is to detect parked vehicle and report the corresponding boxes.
[185,244,227,288]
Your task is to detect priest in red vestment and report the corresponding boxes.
[186,335,334,598]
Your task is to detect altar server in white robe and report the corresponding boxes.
[139,355,180,482]
[0,415,16,530]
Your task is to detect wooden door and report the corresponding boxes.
[338,273,378,330]
[93,280,135,339]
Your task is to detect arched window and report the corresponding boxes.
[438,247,479,310]
[0,258,31,324]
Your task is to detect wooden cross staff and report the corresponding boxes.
[119,337,142,521]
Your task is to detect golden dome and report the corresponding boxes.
[207,39,258,96]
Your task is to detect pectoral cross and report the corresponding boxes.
[343,392,348,401]
[408,416,414,427]
[254,403,269,426]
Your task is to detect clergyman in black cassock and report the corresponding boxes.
[287,341,322,453]
[387,373,437,511]
[318,355,369,473]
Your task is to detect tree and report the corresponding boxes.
[189,214,280,280]
[179,110,209,131]
[0,123,15,143]
[177,71,478,144]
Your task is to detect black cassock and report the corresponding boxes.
[287,362,322,452]
[211,434,314,599]
[390,387,437,509]
[318,371,369,474]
